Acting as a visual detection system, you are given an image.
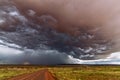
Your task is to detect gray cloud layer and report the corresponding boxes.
[0,0,119,64]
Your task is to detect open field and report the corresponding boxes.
[0,65,120,80]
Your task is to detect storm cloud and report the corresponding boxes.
[0,0,120,64]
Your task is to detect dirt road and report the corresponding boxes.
[8,69,57,80]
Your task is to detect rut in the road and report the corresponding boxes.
[8,69,58,80]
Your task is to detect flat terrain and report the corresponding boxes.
[8,69,57,80]
[0,65,120,80]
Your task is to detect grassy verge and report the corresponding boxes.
[49,66,120,80]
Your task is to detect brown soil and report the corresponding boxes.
[8,69,58,80]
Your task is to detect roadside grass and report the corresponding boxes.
[0,66,41,80]
[0,65,120,80]
[49,66,120,80]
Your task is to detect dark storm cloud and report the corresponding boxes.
[0,46,73,64]
[0,39,72,64]
[0,43,120,65]
[0,0,120,65]
[23,49,70,64]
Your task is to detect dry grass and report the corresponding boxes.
[0,65,120,80]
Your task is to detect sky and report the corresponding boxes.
[0,0,120,65]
